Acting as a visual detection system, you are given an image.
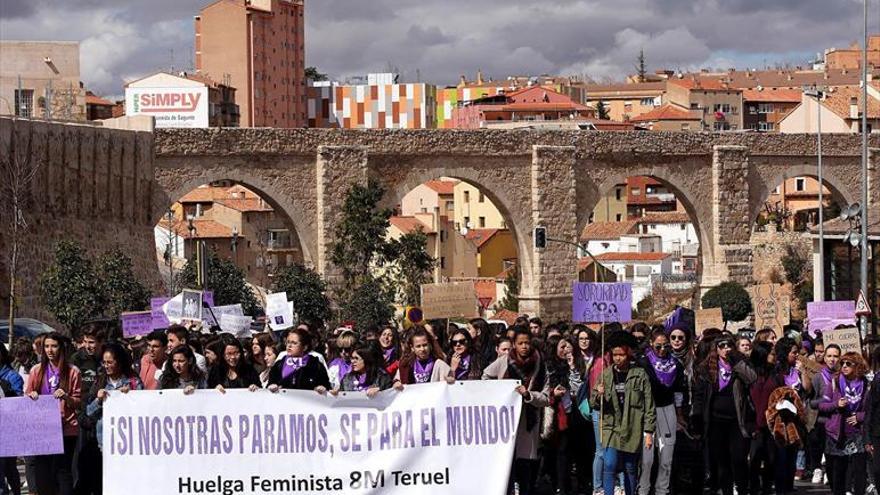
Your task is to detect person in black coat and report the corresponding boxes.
[268,328,330,392]
[208,335,261,392]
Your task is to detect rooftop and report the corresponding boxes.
[630,104,699,122]
[742,88,803,103]
[581,220,638,241]
[423,179,458,195]
[810,216,880,239]
[635,211,692,224]
[594,252,670,262]
[668,78,738,91]
[466,228,501,249]
[820,85,880,120]
[389,216,433,234]
[158,218,234,239]
[214,198,273,212]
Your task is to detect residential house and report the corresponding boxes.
[633,212,698,255]
[593,252,673,305]
[400,179,457,218]
[626,177,681,218]
[155,217,235,267]
[778,85,880,134]
[580,220,638,256]
[823,36,880,70]
[577,258,618,283]
[454,182,506,230]
[743,88,802,132]
[0,41,85,120]
[465,229,518,278]
[387,214,478,281]
[762,177,833,231]
[85,92,115,121]
[582,81,666,122]
[629,104,701,131]
[665,78,744,131]
[451,86,594,129]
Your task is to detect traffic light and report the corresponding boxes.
[534,226,547,249]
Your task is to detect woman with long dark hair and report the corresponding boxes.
[747,340,781,495]
[445,329,482,382]
[208,335,261,391]
[378,325,401,377]
[821,351,869,495]
[267,328,330,392]
[250,333,276,374]
[468,318,497,369]
[393,328,449,388]
[692,333,756,495]
[772,337,810,493]
[543,336,583,495]
[160,346,207,393]
[335,344,392,396]
[24,332,81,495]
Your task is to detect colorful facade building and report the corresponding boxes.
[307,74,436,129]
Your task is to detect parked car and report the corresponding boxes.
[0,318,57,346]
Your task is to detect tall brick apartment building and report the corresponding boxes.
[195,0,306,128]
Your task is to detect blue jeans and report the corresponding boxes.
[591,410,604,489]
[603,447,639,495]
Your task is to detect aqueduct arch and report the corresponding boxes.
[2,116,879,322]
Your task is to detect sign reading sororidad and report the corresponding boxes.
[421,282,479,319]
[104,381,521,495]
[572,282,633,323]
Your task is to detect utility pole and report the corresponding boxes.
[860,0,870,336]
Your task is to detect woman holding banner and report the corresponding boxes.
[208,336,260,392]
[267,328,330,392]
[393,328,449,387]
[482,326,550,495]
[820,351,869,495]
[444,329,482,382]
[326,330,358,390]
[159,346,207,393]
[333,344,392,396]
[25,332,82,495]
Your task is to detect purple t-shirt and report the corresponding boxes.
[40,364,61,395]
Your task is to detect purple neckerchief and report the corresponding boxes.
[840,374,865,412]
[383,347,396,364]
[281,355,309,381]
[330,357,352,381]
[413,358,435,383]
[582,352,594,370]
[455,354,471,380]
[40,363,61,395]
[718,359,733,390]
[646,349,677,387]
[820,366,835,388]
[783,367,801,389]
[352,372,368,392]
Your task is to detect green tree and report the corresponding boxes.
[701,281,753,323]
[273,263,332,327]
[496,268,519,312]
[338,274,396,331]
[40,240,103,331]
[305,66,329,82]
[96,248,150,318]
[596,100,610,120]
[387,229,436,306]
[176,249,260,316]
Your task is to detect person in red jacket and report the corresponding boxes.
[25,332,81,495]
[378,325,400,377]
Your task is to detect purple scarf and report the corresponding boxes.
[330,357,352,381]
[455,355,471,380]
[281,355,310,381]
[40,363,61,395]
[820,366,835,388]
[413,358,435,383]
[783,367,801,389]
[383,347,396,365]
[840,374,865,412]
[351,372,368,392]
[646,349,677,387]
[718,359,733,390]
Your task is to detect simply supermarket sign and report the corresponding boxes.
[126,86,209,128]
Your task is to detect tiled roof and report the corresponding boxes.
[595,252,670,262]
[582,82,666,93]
[389,216,433,234]
[495,102,590,112]
[85,93,113,106]
[424,180,458,195]
[580,221,638,241]
[669,78,737,91]
[178,186,225,203]
[684,68,864,90]
[214,198,273,212]
[820,85,880,120]
[158,218,234,239]
[465,228,500,249]
[742,88,803,103]
[809,216,880,237]
[630,104,699,122]
[635,212,691,224]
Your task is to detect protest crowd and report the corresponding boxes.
[2,310,879,495]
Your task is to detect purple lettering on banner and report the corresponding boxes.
[121,311,153,337]
[150,297,170,329]
[807,300,856,336]
[572,282,633,323]
[0,396,64,456]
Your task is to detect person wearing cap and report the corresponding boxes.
[591,331,655,495]
[691,333,756,495]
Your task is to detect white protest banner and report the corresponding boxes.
[204,304,245,329]
[421,282,479,319]
[104,382,521,495]
[824,326,862,355]
[219,314,254,337]
[266,292,295,330]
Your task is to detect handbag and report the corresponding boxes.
[576,381,592,419]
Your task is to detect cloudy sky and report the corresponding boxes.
[0,0,875,97]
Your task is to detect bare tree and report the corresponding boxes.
[1,120,42,343]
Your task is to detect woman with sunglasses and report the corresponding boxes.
[692,334,756,495]
[393,328,449,388]
[820,352,869,495]
[637,329,685,495]
[378,325,401,377]
[445,329,482,383]
[333,344,392,397]
[327,330,358,390]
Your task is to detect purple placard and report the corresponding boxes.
[807,300,856,336]
[150,297,170,329]
[572,282,633,323]
[0,396,64,456]
[121,311,154,337]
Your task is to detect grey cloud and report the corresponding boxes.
[406,25,453,46]
[0,0,37,19]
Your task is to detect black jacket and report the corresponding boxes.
[208,364,261,389]
[866,372,880,440]
[267,356,331,391]
[691,358,757,439]
[340,369,392,392]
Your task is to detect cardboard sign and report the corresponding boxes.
[266,293,294,331]
[807,301,856,336]
[572,282,633,323]
[695,307,724,336]
[824,326,862,355]
[120,311,153,337]
[750,284,790,336]
[421,282,479,320]
[0,396,64,456]
[219,314,254,337]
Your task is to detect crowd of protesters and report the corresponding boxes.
[1,312,879,495]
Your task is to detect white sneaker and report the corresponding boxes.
[811,468,823,484]
[614,487,625,495]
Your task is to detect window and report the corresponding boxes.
[479,217,486,228]
[615,187,622,201]
[464,216,470,228]
[681,123,690,131]
[440,257,446,269]
[772,185,780,194]
[14,89,33,117]
[795,178,806,191]
[690,103,699,109]
[749,105,758,115]
[758,103,774,114]
[445,200,454,211]
[640,98,654,106]
[478,192,485,203]
[758,121,774,131]
[615,214,623,221]
[713,121,731,131]
[681,224,686,230]
[630,188,641,196]
[464,191,470,203]
[440,230,445,242]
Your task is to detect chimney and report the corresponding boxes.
[476,70,484,85]
[459,75,466,87]
[850,96,859,119]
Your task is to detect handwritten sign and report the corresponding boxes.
[0,396,64,456]
[807,301,856,336]
[750,284,790,336]
[220,314,254,337]
[824,326,862,355]
[695,307,724,336]
[266,293,294,331]
[203,304,245,329]
[572,282,633,323]
[421,282,479,320]
[121,311,153,337]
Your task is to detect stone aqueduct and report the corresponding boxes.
[1,116,878,322]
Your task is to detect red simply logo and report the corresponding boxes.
[138,92,202,112]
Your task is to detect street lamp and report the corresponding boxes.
[804,85,825,299]
[859,0,870,336]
